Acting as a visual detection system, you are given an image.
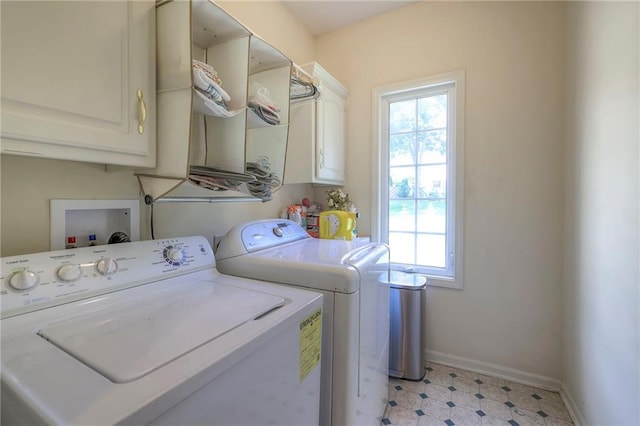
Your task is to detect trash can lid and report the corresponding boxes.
[388,271,427,290]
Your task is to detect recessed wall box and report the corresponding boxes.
[50,199,140,250]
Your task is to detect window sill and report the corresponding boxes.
[425,275,463,290]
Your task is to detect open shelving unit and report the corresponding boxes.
[136,0,291,203]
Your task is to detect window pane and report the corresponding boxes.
[389,133,416,166]
[389,232,415,264]
[417,94,447,130]
[389,166,415,198]
[389,100,416,133]
[417,164,446,198]
[416,234,446,268]
[417,200,446,233]
[389,200,415,232]
[417,129,447,164]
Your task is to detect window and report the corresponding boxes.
[372,71,464,289]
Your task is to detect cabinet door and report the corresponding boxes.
[315,87,345,183]
[1,1,155,167]
[284,101,316,184]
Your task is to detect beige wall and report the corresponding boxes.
[217,1,315,65]
[564,2,639,424]
[0,1,315,256]
[315,2,566,381]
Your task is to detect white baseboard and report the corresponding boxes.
[425,350,587,425]
[560,382,587,426]
[425,350,562,391]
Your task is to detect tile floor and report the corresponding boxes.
[381,362,574,426]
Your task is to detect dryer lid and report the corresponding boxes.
[37,281,285,383]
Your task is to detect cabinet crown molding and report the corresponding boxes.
[301,62,349,99]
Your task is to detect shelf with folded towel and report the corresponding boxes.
[137,0,292,204]
[247,108,275,127]
[246,41,290,130]
[192,89,245,118]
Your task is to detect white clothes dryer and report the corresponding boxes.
[215,219,391,426]
[1,236,323,425]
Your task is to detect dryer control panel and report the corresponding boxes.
[216,219,311,259]
[0,236,214,319]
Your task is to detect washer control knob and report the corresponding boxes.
[272,227,283,237]
[166,248,183,262]
[8,270,39,291]
[96,258,118,276]
[57,264,82,282]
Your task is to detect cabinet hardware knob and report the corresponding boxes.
[319,148,325,168]
[137,89,146,134]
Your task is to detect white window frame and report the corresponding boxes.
[371,70,465,289]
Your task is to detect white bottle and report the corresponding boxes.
[289,210,302,226]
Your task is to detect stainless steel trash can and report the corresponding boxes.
[389,271,427,380]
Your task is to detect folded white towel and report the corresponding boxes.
[192,61,231,102]
[193,89,241,118]
[193,59,221,83]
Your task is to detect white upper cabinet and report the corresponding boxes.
[0,1,156,167]
[285,62,348,186]
[316,85,347,183]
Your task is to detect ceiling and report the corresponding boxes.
[281,1,418,36]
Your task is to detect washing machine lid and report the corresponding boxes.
[262,238,360,265]
[217,239,390,294]
[37,281,285,383]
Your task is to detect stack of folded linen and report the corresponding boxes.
[247,101,280,125]
[192,60,239,117]
[248,83,280,125]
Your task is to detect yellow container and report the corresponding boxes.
[319,211,356,240]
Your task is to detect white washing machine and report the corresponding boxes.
[0,236,323,425]
[215,219,390,426]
